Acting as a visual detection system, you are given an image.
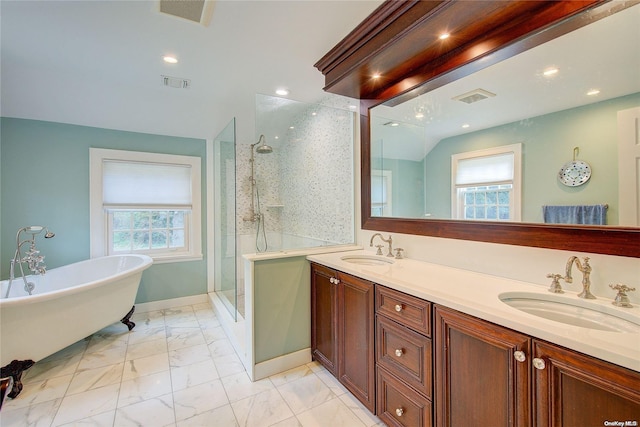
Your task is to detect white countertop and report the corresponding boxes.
[307,249,640,372]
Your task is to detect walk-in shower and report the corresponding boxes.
[243,134,273,252]
[213,95,356,322]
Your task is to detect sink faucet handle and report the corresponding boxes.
[394,248,404,259]
[609,284,636,308]
[375,245,384,256]
[546,273,564,293]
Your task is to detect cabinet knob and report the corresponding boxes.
[513,350,526,363]
[330,277,340,285]
[395,348,404,357]
[395,408,404,417]
[395,304,403,312]
[533,357,546,370]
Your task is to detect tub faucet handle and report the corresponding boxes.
[609,284,635,308]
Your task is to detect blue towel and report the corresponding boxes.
[542,205,607,225]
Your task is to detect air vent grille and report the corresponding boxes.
[453,89,496,104]
[159,0,214,26]
[162,75,191,89]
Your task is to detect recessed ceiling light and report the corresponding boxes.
[415,112,424,119]
[439,33,450,40]
[372,73,381,79]
[275,88,289,96]
[587,89,601,96]
[543,68,559,77]
[311,112,317,116]
[462,124,470,129]
[289,126,295,129]
[163,56,178,64]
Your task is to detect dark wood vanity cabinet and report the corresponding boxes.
[310,263,376,412]
[533,340,640,427]
[434,305,531,427]
[434,305,640,427]
[376,286,433,427]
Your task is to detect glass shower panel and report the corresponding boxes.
[213,118,238,321]
[247,94,355,252]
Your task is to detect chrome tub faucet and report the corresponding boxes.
[4,226,55,298]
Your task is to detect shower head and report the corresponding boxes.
[254,134,273,154]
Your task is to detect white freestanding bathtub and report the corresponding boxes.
[0,254,153,366]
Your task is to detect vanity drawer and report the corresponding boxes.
[376,285,431,337]
[376,315,432,398]
[377,366,432,427]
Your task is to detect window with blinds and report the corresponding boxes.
[90,148,202,262]
[451,144,521,221]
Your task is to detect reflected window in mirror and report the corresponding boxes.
[452,144,521,221]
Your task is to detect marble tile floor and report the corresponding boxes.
[1,302,384,427]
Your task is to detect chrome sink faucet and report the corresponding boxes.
[370,233,394,257]
[565,256,596,299]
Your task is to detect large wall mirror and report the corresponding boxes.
[369,4,638,228]
[320,0,640,257]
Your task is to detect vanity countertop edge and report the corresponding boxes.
[307,249,640,372]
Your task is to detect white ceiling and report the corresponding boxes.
[1,0,383,140]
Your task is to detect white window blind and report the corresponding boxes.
[455,153,514,186]
[371,174,388,204]
[102,161,192,207]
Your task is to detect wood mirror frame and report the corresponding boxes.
[315,0,640,257]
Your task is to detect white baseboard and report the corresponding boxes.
[135,294,209,313]
[252,348,312,381]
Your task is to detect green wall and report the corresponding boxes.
[425,93,640,224]
[253,256,310,364]
[372,157,426,218]
[0,118,208,303]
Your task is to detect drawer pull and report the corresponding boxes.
[533,357,546,370]
[395,408,404,417]
[513,350,526,363]
[395,304,403,312]
[394,348,404,357]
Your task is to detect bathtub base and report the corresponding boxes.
[0,359,35,402]
[120,305,136,331]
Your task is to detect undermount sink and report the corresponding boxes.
[499,292,640,333]
[340,254,395,266]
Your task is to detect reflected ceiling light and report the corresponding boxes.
[587,89,601,96]
[289,126,295,129]
[462,124,470,128]
[439,33,450,40]
[383,121,399,127]
[163,55,178,64]
[543,67,559,76]
[348,104,357,110]
[311,112,317,116]
[275,88,289,96]
[415,112,425,119]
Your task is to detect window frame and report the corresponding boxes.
[451,143,522,222]
[90,148,202,263]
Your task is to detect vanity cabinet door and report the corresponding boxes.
[434,305,531,427]
[310,264,376,412]
[337,271,376,412]
[311,263,338,375]
[533,340,640,427]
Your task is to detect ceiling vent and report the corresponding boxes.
[159,0,214,26]
[162,75,191,89]
[452,88,496,104]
